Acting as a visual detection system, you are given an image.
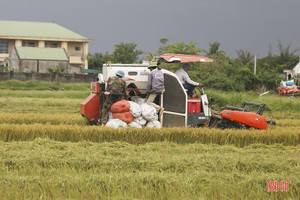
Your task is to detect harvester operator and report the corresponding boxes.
[146,62,165,119]
[175,63,203,98]
[101,70,127,125]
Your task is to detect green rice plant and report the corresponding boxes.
[0,124,298,147]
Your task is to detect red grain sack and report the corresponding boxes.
[110,100,130,113]
[112,111,133,123]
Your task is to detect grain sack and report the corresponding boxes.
[132,116,147,126]
[128,121,143,128]
[108,112,114,120]
[129,101,142,117]
[110,100,130,113]
[131,96,146,105]
[112,111,133,123]
[106,119,127,128]
[146,120,162,128]
[141,103,157,121]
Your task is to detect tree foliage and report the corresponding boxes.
[88,40,299,91]
[162,41,203,55]
[207,41,220,56]
[113,42,143,64]
[88,42,143,70]
[88,52,114,70]
[235,49,254,65]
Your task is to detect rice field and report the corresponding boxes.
[0,82,299,199]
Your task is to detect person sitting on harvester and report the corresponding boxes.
[146,62,165,119]
[175,63,203,98]
[101,70,127,125]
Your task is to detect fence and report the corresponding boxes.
[0,71,97,83]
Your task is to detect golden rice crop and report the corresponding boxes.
[0,124,298,147]
[1,139,299,200]
[1,112,299,128]
[0,97,80,114]
[275,119,300,127]
[0,112,87,125]
[264,111,300,120]
[1,111,299,128]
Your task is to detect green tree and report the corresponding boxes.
[162,41,203,55]
[236,49,254,65]
[88,52,114,70]
[157,38,169,55]
[160,38,168,45]
[207,41,220,55]
[145,52,155,61]
[113,42,143,63]
[277,41,299,63]
[258,41,299,73]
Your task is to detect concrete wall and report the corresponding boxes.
[9,48,70,73]
[0,71,96,83]
[20,60,37,72]
[9,48,19,71]
[38,60,69,73]
[69,65,82,74]
[0,72,10,80]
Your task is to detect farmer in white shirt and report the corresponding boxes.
[175,63,203,98]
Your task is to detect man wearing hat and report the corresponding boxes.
[101,70,127,124]
[146,62,165,119]
[175,63,203,98]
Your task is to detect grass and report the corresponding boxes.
[0,80,299,199]
[205,88,300,112]
[0,89,90,99]
[0,139,299,199]
[0,80,90,91]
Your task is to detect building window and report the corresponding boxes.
[22,42,26,47]
[28,42,35,47]
[0,41,8,53]
[50,43,58,48]
[75,47,81,51]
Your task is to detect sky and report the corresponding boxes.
[1,0,300,58]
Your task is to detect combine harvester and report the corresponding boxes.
[81,54,275,129]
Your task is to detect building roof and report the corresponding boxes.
[16,47,69,61]
[0,20,92,41]
[159,54,214,63]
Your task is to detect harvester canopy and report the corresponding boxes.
[158,54,214,64]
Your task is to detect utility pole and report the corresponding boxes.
[254,54,257,74]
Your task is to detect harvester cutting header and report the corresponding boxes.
[80,54,275,129]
